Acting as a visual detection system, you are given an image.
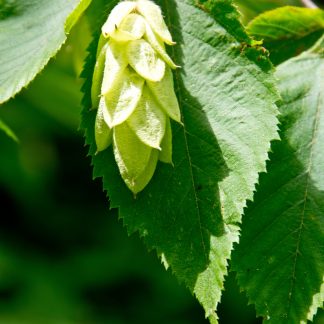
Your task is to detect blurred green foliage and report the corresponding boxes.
[234,0,323,23]
[0,0,323,323]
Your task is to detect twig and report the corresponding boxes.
[300,0,318,8]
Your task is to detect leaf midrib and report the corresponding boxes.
[164,0,209,264]
[287,60,324,318]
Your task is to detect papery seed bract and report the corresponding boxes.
[95,98,112,152]
[91,42,108,109]
[102,1,136,37]
[126,39,165,82]
[113,122,156,193]
[159,118,172,164]
[128,149,159,194]
[103,67,144,128]
[147,67,181,123]
[136,0,174,45]
[111,13,146,42]
[144,22,177,69]
[113,122,152,177]
[127,87,166,150]
[101,40,128,95]
[96,34,107,58]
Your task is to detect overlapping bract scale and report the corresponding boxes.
[126,39,166,82]
[91,0,181,193]
[127,87,166,150]
[110,13,146,42]
[103,67,144,128]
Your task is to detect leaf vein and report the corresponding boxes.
[164,0,209,264]
[287,69,324,315]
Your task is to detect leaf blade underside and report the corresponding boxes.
[0,0,91,104]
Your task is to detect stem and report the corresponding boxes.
[301,0,318,8]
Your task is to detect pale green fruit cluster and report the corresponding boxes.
[91,0,181,194]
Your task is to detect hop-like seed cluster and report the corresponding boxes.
[91,0,181,194]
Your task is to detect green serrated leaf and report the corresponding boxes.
[232,36,324,323]
[196,0,251,44]
[81,0,279,319]
[0,0,90,104]
[248,6,324,65]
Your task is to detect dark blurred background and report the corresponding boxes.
[0,0,323,323]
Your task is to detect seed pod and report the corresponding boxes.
[93,0,181,194]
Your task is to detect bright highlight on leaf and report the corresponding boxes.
[91,0,181,194]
